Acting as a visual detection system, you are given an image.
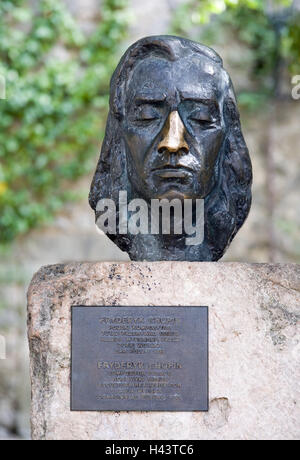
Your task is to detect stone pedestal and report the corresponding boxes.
[27,262,300,440]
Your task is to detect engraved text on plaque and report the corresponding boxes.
[71,306,208,411]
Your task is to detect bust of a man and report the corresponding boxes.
[89,36,252,261]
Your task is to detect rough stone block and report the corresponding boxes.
[27,262,300,440]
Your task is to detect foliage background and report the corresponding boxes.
[0,0,129,246]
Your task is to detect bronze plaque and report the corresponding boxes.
[71,306,208,411]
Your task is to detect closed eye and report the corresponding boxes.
[138,115,159,121]
[136,106,161,122]
[189,116,215,128]
[190,118,215,129]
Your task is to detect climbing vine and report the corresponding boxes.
[0,0,130,245]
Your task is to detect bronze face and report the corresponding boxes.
[123,56,225,201]
[89,36,252,261]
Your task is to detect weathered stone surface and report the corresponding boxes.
[27,262,300,440]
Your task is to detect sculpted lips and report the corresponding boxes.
[152,165,192,179]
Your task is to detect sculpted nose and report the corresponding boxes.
[158,111,189,154]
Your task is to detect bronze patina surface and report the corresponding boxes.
[89,35,252,261]
[71,306,208,411]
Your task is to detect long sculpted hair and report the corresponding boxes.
[89,36,252,261]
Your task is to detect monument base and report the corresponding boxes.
[27,262,300,440]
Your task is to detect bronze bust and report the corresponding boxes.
[89,36,252,261]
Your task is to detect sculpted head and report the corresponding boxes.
[89,36,252,261]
